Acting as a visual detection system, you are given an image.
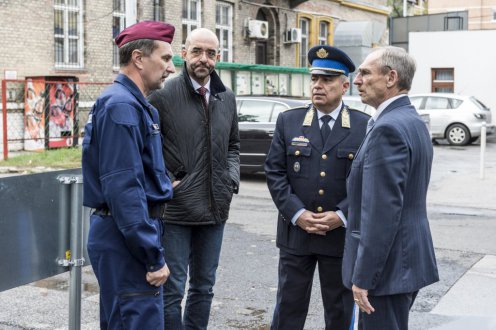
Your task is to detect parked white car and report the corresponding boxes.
[409,93,495,146]
[343,95,375,116]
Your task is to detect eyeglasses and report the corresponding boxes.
[189,48,218,59]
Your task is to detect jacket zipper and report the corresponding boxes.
[205,96,215,215]
[120,291,160,298]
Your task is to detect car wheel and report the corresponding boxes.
[446,124,470,146]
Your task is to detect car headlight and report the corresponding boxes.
[474,113,487,119]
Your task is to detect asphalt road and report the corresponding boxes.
[0,136,495,329]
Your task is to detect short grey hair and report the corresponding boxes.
[119,39,158,66]
[375,46,416,91]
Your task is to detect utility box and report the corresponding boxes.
[24,76,79,150]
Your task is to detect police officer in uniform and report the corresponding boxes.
[82,21,176,329]
[265,45,370,330]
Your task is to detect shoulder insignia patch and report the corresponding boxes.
[302,106,314,127]
[341,107,350,128]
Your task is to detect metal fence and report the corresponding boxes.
[1,79,110,160]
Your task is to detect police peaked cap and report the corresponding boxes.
[308,45,355,77]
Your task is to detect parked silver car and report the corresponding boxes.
[409,93,495,145]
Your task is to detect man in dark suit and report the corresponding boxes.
[342,46,439,330]
[265,45,370,330]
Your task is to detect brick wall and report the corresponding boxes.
[0,0,54,79]
[0,0,389,82]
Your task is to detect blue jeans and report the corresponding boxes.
[162,222,225,330]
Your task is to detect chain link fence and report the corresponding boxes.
[1,79,111,160]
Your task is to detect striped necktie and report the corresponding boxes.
[366,117,375,134]
[197,86,208,110]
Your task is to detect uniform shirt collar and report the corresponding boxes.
[114,73,150,108]
[190,76,211,95]
[316,101,343,122]
[372,94,407,122]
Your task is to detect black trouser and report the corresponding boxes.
[271,249,354,330]
[358,291,418,330]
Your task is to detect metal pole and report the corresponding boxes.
[69,175,84,330]
[480,122,486,179]
[58,175,85,330]
[403,0,407,17]
[2,80,8,160]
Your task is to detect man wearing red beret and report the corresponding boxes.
[82,20,176,329]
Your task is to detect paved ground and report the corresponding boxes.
[0,136,495,329]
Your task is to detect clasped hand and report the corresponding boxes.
[146,264,170,287]
[296,210,343,235]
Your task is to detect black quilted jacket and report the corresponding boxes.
[148,66,240,225]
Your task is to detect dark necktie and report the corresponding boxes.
[197,86,208,110]
[321,115,332,142]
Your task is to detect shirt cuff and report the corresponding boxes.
[291,208,306,225]
[146,258,166,273]
[336,209,347,228]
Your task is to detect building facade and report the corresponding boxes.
[0,0,388,87]
[428,0,496,30]
[409,30,496,112]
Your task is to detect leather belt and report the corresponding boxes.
[93,204,165,219]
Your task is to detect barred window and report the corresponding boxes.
[54,0,84,69]
[154,0,165,21]
[113,0,126,69]
[299,18,310,67]
[215,2,233,62]
[182,0,201,47]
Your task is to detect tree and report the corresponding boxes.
[388,0,405,18]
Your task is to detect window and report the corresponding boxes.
[54,0,84,68]
[215,2,233,62]
[425,97,450,109]
[154,0,165,21]
[182,0,201,46]
[444,16,463,31]
[238,100,273,122]
[318,21,329,45]
[410,96,424,110]
[271,103,287,122]
[299,18,310,67]
[296,15,333,67]
[113,0,126,69]
[493,8,496,21]
[431,68,454,93]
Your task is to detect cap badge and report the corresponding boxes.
[316,48,328,59]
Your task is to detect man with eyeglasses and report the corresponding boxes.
[148,28,240,329]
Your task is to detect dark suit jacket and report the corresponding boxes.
[342,96,439,295]
[265,104,369,256]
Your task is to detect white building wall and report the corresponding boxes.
[409,30,496,112]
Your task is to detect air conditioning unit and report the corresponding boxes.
[285,27,302,43]
[248,20,269,39]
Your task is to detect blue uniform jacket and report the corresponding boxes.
[342,96,439,295]
[82,74,173,271]
[265,104,369,256]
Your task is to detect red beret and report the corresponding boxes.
[115,21,175,48]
